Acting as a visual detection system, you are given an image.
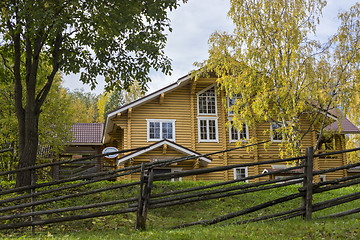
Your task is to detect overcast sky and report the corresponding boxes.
[62,0,360,95]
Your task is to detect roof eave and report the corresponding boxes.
[68,142,103,146]
[116,139,211,166]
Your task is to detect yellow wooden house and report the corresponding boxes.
[102,74,360,182]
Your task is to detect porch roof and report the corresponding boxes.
[116,139,212,166]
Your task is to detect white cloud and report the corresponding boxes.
[63,0,360,95]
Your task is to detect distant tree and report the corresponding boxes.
[97,93,110,123]
[197,0,360,157]
[103,90,126,120]
[68,89,99,123]
[123,80,146,104]
[0,0,185,187]
[101,80,145,121]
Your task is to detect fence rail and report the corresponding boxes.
[0,142,359,232]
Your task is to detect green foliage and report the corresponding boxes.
[0,0,185,186]
[103,90,125,119]
[0,0,182,91]
[0,68,17,178]
[0,59,75,179]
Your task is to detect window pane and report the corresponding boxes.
[228,93,241,115]
[239,124,247,140]
[208,97,216,114]
[272,122,283,141]
[149,122,161,139]
[149,122,155,139]
[154,122,160,139]
[230,121,238,141]
[198,87,216,114]
[208,120,216,140]
[198,97,207,114]
[162,122,173,139]
[235,168,247,181]
[200,120,207,140]
[229,97,236,108]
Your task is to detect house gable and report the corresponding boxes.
[102,74,192,144]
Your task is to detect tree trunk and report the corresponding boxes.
[15,104,40,188]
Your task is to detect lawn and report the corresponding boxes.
[0,181,358,239]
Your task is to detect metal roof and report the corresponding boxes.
[71,123,104,144]
[324,109,360,134]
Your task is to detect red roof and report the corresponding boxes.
[71,123,104,143]
[324,109,360,134]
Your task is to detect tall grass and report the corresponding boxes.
[0,181,358,239]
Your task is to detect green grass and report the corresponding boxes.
[0,181,359,239]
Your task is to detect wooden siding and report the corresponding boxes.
[108,77,348,182]
[127,147,196,181]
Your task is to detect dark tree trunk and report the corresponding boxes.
[13,28,62,188]
[15,107,40,188]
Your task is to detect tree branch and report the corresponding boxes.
[313,99,333,153]
[36,32,63,110]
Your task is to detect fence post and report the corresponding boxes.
[302,146,313,220]
[141,168,154,227]
[30,169,36,235]
[136,162,146,230]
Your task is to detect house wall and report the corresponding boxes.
[110,77,346,182]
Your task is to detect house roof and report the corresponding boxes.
[102,73,192,143]
[71,123,104,145]
[324,109,360,134]
[116,139,212,166]
[324,118,360,134]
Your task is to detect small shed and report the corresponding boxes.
[53,123,104,180]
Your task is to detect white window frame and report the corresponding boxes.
[233,167,248,182]
[197,117,219,143]
[227,93,242,116]
[270,122,285,142]
[197,84,217,116]
[228,118,249,143]
[146,119,176,142]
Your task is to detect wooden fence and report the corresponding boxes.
[0,143,359,232]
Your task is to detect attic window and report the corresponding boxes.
[147,119,176,142]
[197,85,217,115]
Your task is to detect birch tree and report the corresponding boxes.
[197,0,360,157]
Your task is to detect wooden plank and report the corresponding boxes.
[170,192,302,229]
